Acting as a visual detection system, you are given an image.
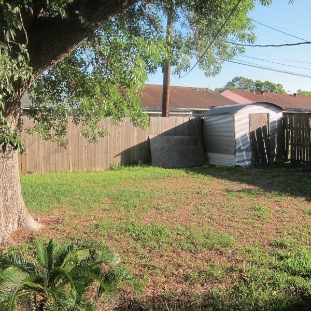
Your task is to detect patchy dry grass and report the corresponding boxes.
[16,164,311,310]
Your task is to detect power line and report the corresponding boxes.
[240,55,311,71]
[253,20,309,41]
[262,58,311,65]
[173,2,311,80]
[225,41,311,48]
[175,0,243,79]
[224,58,311,79]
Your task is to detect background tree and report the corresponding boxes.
[297,89,311,96]
[215,76,286,93]
[254,80,286,93]
[0,0,274,244]
[217,76,255,92]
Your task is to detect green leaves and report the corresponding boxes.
[0,1,33,153]
[150,0,259,77]
[0,113,25,153]
[216,76,287,93]
[0,239,136,310]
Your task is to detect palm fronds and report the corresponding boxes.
[0,239,137,310]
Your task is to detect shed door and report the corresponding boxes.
[249,113,270,165]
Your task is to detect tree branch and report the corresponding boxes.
[25,0,139,77]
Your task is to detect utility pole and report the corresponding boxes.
[162,3,173,117]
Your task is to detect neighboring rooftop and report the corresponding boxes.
[141,84,238,111]
[21,85,239,113]
[221,89,311,112]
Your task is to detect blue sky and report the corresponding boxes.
[147,0,311,93]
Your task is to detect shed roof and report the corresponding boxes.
[204,104,248,116]
[142,84,238,110]
[221,90,311,112]
[204,102,283,116]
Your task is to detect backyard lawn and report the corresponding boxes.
[17,164,311,310]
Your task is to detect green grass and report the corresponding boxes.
[20,164,311,310]
[21,166,177,213]
[272,238,292,249]
[249,203,270,219]
[177,227,236,252]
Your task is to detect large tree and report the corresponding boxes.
[0,0,274,244]
[0,0,141,245]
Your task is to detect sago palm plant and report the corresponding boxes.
[0,239,136,310]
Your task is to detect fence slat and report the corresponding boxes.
[284,113,311,164]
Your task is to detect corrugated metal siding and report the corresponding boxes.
[236,151,252,166]
[207,153,235,166]
[234,109,252,165]
[204,114,235,155]
[204,102,283,166]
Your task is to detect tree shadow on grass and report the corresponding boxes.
[183,163,311,202]
[113,291,311,311]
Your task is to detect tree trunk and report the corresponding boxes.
[0,146,41,245]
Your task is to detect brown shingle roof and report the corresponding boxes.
[221,90,311,112]
[142,84,238,110]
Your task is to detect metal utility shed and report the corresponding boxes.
[203,102,284,166]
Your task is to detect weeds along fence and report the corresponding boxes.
[19,116,202,175]
[284,112,311,164]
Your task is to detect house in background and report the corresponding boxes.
[204,102,284,167]
[21,85,239,116]
[221,89,311,112]
[142,84,238,116]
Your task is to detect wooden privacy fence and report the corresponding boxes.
[284,112,311,164]
[19,116,202,175]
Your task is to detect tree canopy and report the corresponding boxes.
[215,76,286,94]
[1,0,139,150]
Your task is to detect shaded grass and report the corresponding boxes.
[20,164,311,310]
